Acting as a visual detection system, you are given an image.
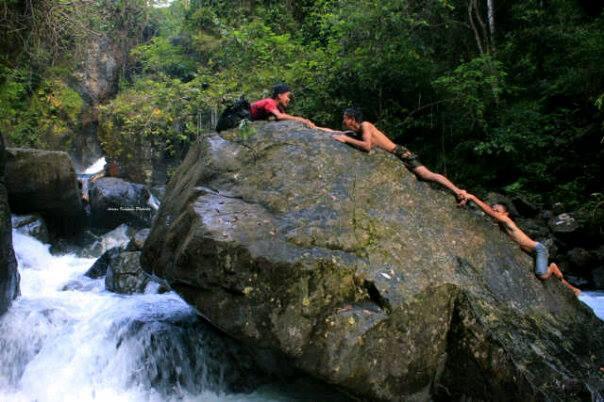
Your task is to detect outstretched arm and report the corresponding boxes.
[467,194,508,223]
[332,123,372,152]
[270,109,316,128]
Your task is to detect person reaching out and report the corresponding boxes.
[463,193,581,296]
[250,84,315,128]
[317,108,467,202]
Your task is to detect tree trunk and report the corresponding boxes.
[487,0,495,49]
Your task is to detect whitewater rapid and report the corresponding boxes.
[0,228,344,402]
[579,291,604,321]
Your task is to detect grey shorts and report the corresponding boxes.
[534,242,549,276]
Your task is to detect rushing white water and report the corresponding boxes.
[83,157,106,175]
[148,194,161,211]
[0,225,346,402]
[579,291,604,321]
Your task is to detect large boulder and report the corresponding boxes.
[89,177,152,229]
[4,147,84,236]
[0,135,19,315]
[142,121,604,401]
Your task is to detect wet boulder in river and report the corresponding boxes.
[143,121,604,401]
[4,147,85,237]
[126,228,150,251]
[12,214,49,243]
[89,177,152,230]
[105,250,149,294]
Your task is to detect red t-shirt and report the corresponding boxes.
[250,98,283,120]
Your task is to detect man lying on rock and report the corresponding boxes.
[317,107,467,203]
[462,193,581,296]
[250,83,316,128]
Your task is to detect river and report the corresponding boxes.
[0,225,348,401]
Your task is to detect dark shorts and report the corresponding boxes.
[393,145,424,170]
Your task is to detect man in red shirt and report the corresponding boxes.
[250,84,316,128]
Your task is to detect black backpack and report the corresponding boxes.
[216,96,251,132]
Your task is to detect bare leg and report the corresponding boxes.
[538,263,581,296]
[412,166,467,200]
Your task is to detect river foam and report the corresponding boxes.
[0,224,347,402]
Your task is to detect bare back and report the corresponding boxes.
[361,122,397,152]
[499,218,537,253]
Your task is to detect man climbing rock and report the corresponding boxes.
[463,193,581,296]
[318,107,467,202]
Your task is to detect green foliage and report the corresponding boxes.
[131,37,196,79]
[434,55,506,130]
[3,0,603,211]
[98,75,203,162]
[0,64,84,148]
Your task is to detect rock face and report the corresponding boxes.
[85,247,121,279]
[4,147,84,236]
[105,251,149,294]
[142,121,604,401]
[12,214,49,243]
[89,177,152,229]
[126,228,150,251]
[0,136,19,315]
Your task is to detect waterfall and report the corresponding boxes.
[83,157,107,175]
[579,291,604,320]
[0,222,349,402]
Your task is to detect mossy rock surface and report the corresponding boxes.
[142,121,604,401]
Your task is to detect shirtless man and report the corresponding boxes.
[464,193,581,296]
[319,108,467,201]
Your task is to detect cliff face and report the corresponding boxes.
[142,121,604,401]
[0,136,19,315]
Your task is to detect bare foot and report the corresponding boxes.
[561,278,581,296]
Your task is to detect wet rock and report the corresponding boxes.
[105,251,149,294]
[79,224,134,258]
[126,228,150,251]
[142,121,604,401]
[89,178,152,230]
[0,135,19,315]
[549,213,579,234]
[12,214,49,243]
[4,147,85,237]
[85,247,122,279]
